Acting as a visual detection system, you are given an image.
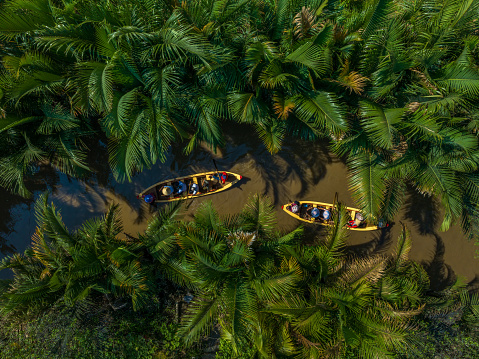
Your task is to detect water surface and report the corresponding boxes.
[1,125,477,289]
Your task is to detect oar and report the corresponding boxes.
[213,158,219,173]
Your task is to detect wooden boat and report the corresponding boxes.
[281,200,388,231]
[137,171,242,203]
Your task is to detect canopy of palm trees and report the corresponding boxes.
[0,194,152,313]
[1,193,478,358]
[155,194,430,358]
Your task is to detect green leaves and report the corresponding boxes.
[180,297,220,345]
[294,92,347,136]
[286,24,332,75]
[0,195,155,314]
[228,92,267,124]
[108,109,151,182]
[0,192,465,357]
[362,0,393,39]
[239,194,276,237]
[348,152,386,219]
[360,101,404,150]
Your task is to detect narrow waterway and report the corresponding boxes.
[1,124,478,289]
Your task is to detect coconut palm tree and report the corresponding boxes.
[0,0,230,187]
[0,103,90,197]
[158,196,429,358]
[328,0,479,237]
[172,194,303,357]
[0,0,94,196]
[0,194,151,314]
[266,212,428,359]
[221,1,348,153]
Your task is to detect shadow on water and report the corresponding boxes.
[467,275,479,293]
[0,123,336,257]
[400,187,464,291]
[0,163,61,255]
[343,229,394,258]
[240,138,333,205]
[1,121,478,290]
[422,234,457,292]
[236,176,251,189]
[214,122,335,206]
[403,188,439,235]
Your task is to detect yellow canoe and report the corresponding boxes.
[138,171,242,203]
[281,200,387,231]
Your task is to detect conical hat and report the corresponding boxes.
[162,186,172,196]
[311,208,320,218]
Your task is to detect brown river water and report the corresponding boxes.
[0,123,478,289]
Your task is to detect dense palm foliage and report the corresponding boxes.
[1,194,478,358]
[1,0,479,239]
[0,194,152,313]
[174,195,303,357]
[268,223,429,358]
[150,195,431,358]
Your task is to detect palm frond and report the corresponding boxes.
[359,101,404,150]
[294,92,347,136]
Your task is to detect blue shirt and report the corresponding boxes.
[177,181,187,194]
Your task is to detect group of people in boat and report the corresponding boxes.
[286,200,389,229]
[288,201,332,223]
[287,201,368,228]
[142,172,229,204]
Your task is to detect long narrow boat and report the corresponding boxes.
[281,200,388,231]
[137,171,242,203]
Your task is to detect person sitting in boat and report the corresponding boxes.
[202,178,210,191]
[190,183,199,195]
[144,193,155,204]
[162,186,173,197]
[322,209,331,221]
[377,218,390,229]
[176,180,187,195]
[310,207,320,219]
[290,201,300,214]
[348,212,364,228]
[211,172,228,184]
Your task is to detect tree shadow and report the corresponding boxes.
[157,122,336,207]
[422,233,457,292]
[0,235,16,255]
[467,274,479,293]
[343,229,394,258]
[403,188,439,235]
[218,123,335,205]
[82,135,112,188]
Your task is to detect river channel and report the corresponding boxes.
[0,124,478,290]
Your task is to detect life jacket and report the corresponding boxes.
[220,172,228,184]
[347,220,358,228]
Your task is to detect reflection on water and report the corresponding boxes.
[0,124,478,286]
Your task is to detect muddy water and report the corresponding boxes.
[1,124,478,288]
